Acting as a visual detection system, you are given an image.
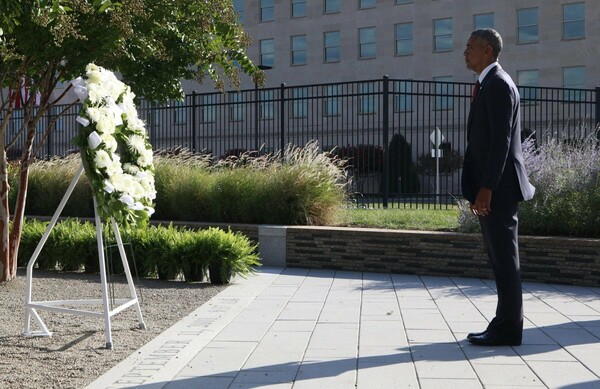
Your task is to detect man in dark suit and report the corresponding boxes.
[461,29,536,346]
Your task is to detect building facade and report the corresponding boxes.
[183,0,598,92]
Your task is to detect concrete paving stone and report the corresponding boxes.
[462,345,522,365]
[293,358,357,388]
[278,301,324,320]
[527,361,600,388]
[566,347,600,375]
[289,287,331,303]
[418,378,483,389]
[177,341,257,378]
[361,301,401,316]
[401,309,450,330]
[521,327,560,345]
[396,296,437,310]
[446,320,489,334]
[515,344,577,362]
[406,328,457,343]
[410,342,467,362]
[233,301,287,323]
[257,331,313,351]
[164,376,234,389]
[213,321,272,342]
[269,320,316,332]
[359,321,409,347]
[231,369,297,385]
[414,359,478,379]
[357,346,413,364]
[544,328,600,348]
[230,384,293,389]
[356,362,419,388]
[525,312,579,329]
[472,363,544,387]
[544,301,600,316]
[241,351,304,372]
[255,285,300,300]
[568,315,600,327]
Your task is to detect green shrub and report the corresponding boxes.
[18,220,260,282]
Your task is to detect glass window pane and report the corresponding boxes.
[359,0,376,9]
[474,13,494,29]
[324,31,340,62]
[517,70,539,102]
[260,39,275,67]
[291,0,306,17]
[434,76,453,110]
[261,0,274,22]
[291,35,307,65]
[517,8,538,43]
[563,66,585,101]
[359,27,376,59]
[434,18,453,51]
[395,23,413,56]
[324,0,340,13]
[324,85,341,116]
[359,82,377,114]
[563,3,585,39]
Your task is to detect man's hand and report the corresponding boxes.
[471,187,492,217]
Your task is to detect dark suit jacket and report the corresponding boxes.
[461,65,535,206]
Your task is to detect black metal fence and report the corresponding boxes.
[3,77,598,208]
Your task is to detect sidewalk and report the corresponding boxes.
[87,267,600,389]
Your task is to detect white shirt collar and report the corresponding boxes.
[478,62,499,83]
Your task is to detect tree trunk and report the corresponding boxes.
[8,124,36,276]
[0,150,12,282]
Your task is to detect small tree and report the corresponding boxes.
[0,0,262,282]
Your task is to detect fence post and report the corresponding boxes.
[596,87,600,131]
[280,83,286,155]
[46,108,52,158]
[382,76,390,209]
[191,91,197,152]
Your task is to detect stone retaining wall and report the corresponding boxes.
[160,221,600,287]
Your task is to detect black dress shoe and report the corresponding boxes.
[468,331,521,346]
[467,329,488,339]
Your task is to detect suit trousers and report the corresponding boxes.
[478,201,523,336]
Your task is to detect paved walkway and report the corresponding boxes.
[87,267,600,389]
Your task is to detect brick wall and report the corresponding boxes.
[286,226,600,286]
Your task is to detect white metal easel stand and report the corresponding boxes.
[23,163,146,349]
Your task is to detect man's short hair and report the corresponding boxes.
[471,28,503,59]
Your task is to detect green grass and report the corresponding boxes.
[337,206,460,231]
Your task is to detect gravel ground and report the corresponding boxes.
[0,268,226,389]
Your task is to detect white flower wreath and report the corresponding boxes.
[72,63,156,227]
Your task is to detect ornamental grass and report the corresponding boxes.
[20,141,347,226]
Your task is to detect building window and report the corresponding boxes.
[291,87,308,118]
[324,0,340,14]
[324,85,341,116]
[359,82,377,114]
[474,13,494,29]
[563,66,585,101]
[563,2,585,40]
[434,76,453,110]
[358,27,376,59]
[291,0,306,18]
[433,18,453,52]
[229,92,244,122]
[201,94,216,123]
[259,90,274,120]
[517,69,539,103]
[395,22,413,56]
[260,0,274,22]
[260,38,275,67]
[233,0,244,23]
[517,7,538,44]
[291,35,307,65]
[359,0,376,9]
[324,31,341,62]
[394,81,413,112]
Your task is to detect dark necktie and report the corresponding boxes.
[472,80,480,102]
